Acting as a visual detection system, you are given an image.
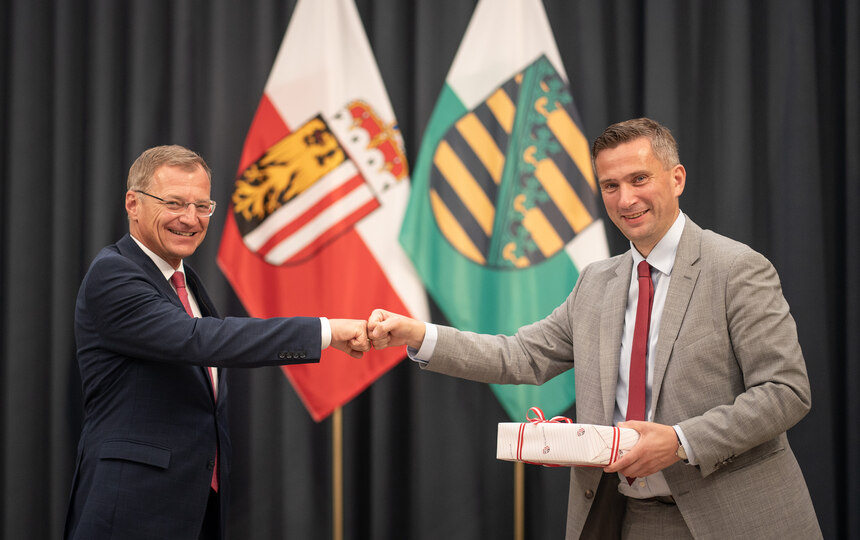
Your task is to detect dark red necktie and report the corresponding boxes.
[626,261,653,485]
[170,271,219,492]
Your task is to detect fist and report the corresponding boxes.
[329,318,370,358]
[367,308,425,350]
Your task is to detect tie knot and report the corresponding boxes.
[170,271,186,289]
[637,260,651,279]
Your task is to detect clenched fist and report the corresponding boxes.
[367,308,426,350]
[329,319,371,358]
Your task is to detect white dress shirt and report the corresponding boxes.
[614,212,694,498]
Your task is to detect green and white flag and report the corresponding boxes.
[401,0,609,420]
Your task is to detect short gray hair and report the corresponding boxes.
[127,145,211,191]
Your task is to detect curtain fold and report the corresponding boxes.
[1,1,854,538]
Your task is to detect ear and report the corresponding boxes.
[125,190,139,220]
[672,164,686,197]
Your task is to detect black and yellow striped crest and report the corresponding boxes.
[429,55,598,269]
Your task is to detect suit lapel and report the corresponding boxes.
[182,268,222,400]
[116,234,181,307]
[650,220,702,414]
[184,266,220,318]
[116,234,220,399]
[599,253,632,425]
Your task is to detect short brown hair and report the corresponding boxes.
[127,145,211,191]
[591,118,679,170]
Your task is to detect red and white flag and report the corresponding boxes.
[218,0,428,421]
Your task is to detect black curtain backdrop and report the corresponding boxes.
[1,0,857,538]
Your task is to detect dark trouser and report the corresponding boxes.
[199,489,220,540]
[581,473,626,539]
[581,473,693,539]
[622,495,692,539]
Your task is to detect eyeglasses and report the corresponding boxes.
[135,190,216,217]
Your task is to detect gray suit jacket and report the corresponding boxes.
[425,218,821,539]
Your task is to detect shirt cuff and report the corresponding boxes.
[320,317,331,350]
[407,322,437,365]
[673,425,696,465]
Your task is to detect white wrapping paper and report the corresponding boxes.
[497,408,640,466]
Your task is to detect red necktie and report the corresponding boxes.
[626,261,653,485]
[170,271,219,492]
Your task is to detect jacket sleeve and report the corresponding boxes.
[677,249,811,477]
[423,262,597,385]
[80,252,322,368]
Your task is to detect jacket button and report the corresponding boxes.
[585,489,594,499]
[299,352,306,358]
[278,352,286,359]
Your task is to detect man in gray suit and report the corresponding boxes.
[368,118,821,538]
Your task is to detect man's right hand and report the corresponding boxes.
[329,318,371,358]
[367,309,426,350]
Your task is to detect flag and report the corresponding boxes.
[401,0,609,421]
[218,0,428,422]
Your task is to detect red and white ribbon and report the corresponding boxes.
[608,426,621,465]
[526,406,573,425]
[516,407,572,464]
[516,407,623,466]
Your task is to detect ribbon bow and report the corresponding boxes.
[526,406,572,425]
[515,407,572,467]
[515,407,624,468]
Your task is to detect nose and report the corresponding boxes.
[178,203,199,222]
[617,183,638,207]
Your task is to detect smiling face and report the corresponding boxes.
[595,137,685,257]
[126,164,211,268]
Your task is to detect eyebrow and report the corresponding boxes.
[602,169,652,182]
[163,195,214,204]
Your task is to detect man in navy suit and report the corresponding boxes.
[65,145,370,539]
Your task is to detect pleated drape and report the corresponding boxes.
[1,1,856,538]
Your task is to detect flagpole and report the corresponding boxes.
[333,406,343,540]
[514,461,524,540]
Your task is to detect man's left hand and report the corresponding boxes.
[603,421,681,478]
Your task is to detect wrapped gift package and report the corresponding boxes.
[497,407,640,466]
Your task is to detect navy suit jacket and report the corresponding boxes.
[65,234,321,539]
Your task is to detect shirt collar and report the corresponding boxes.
[129,234,187,282]
[630,211,686,276]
